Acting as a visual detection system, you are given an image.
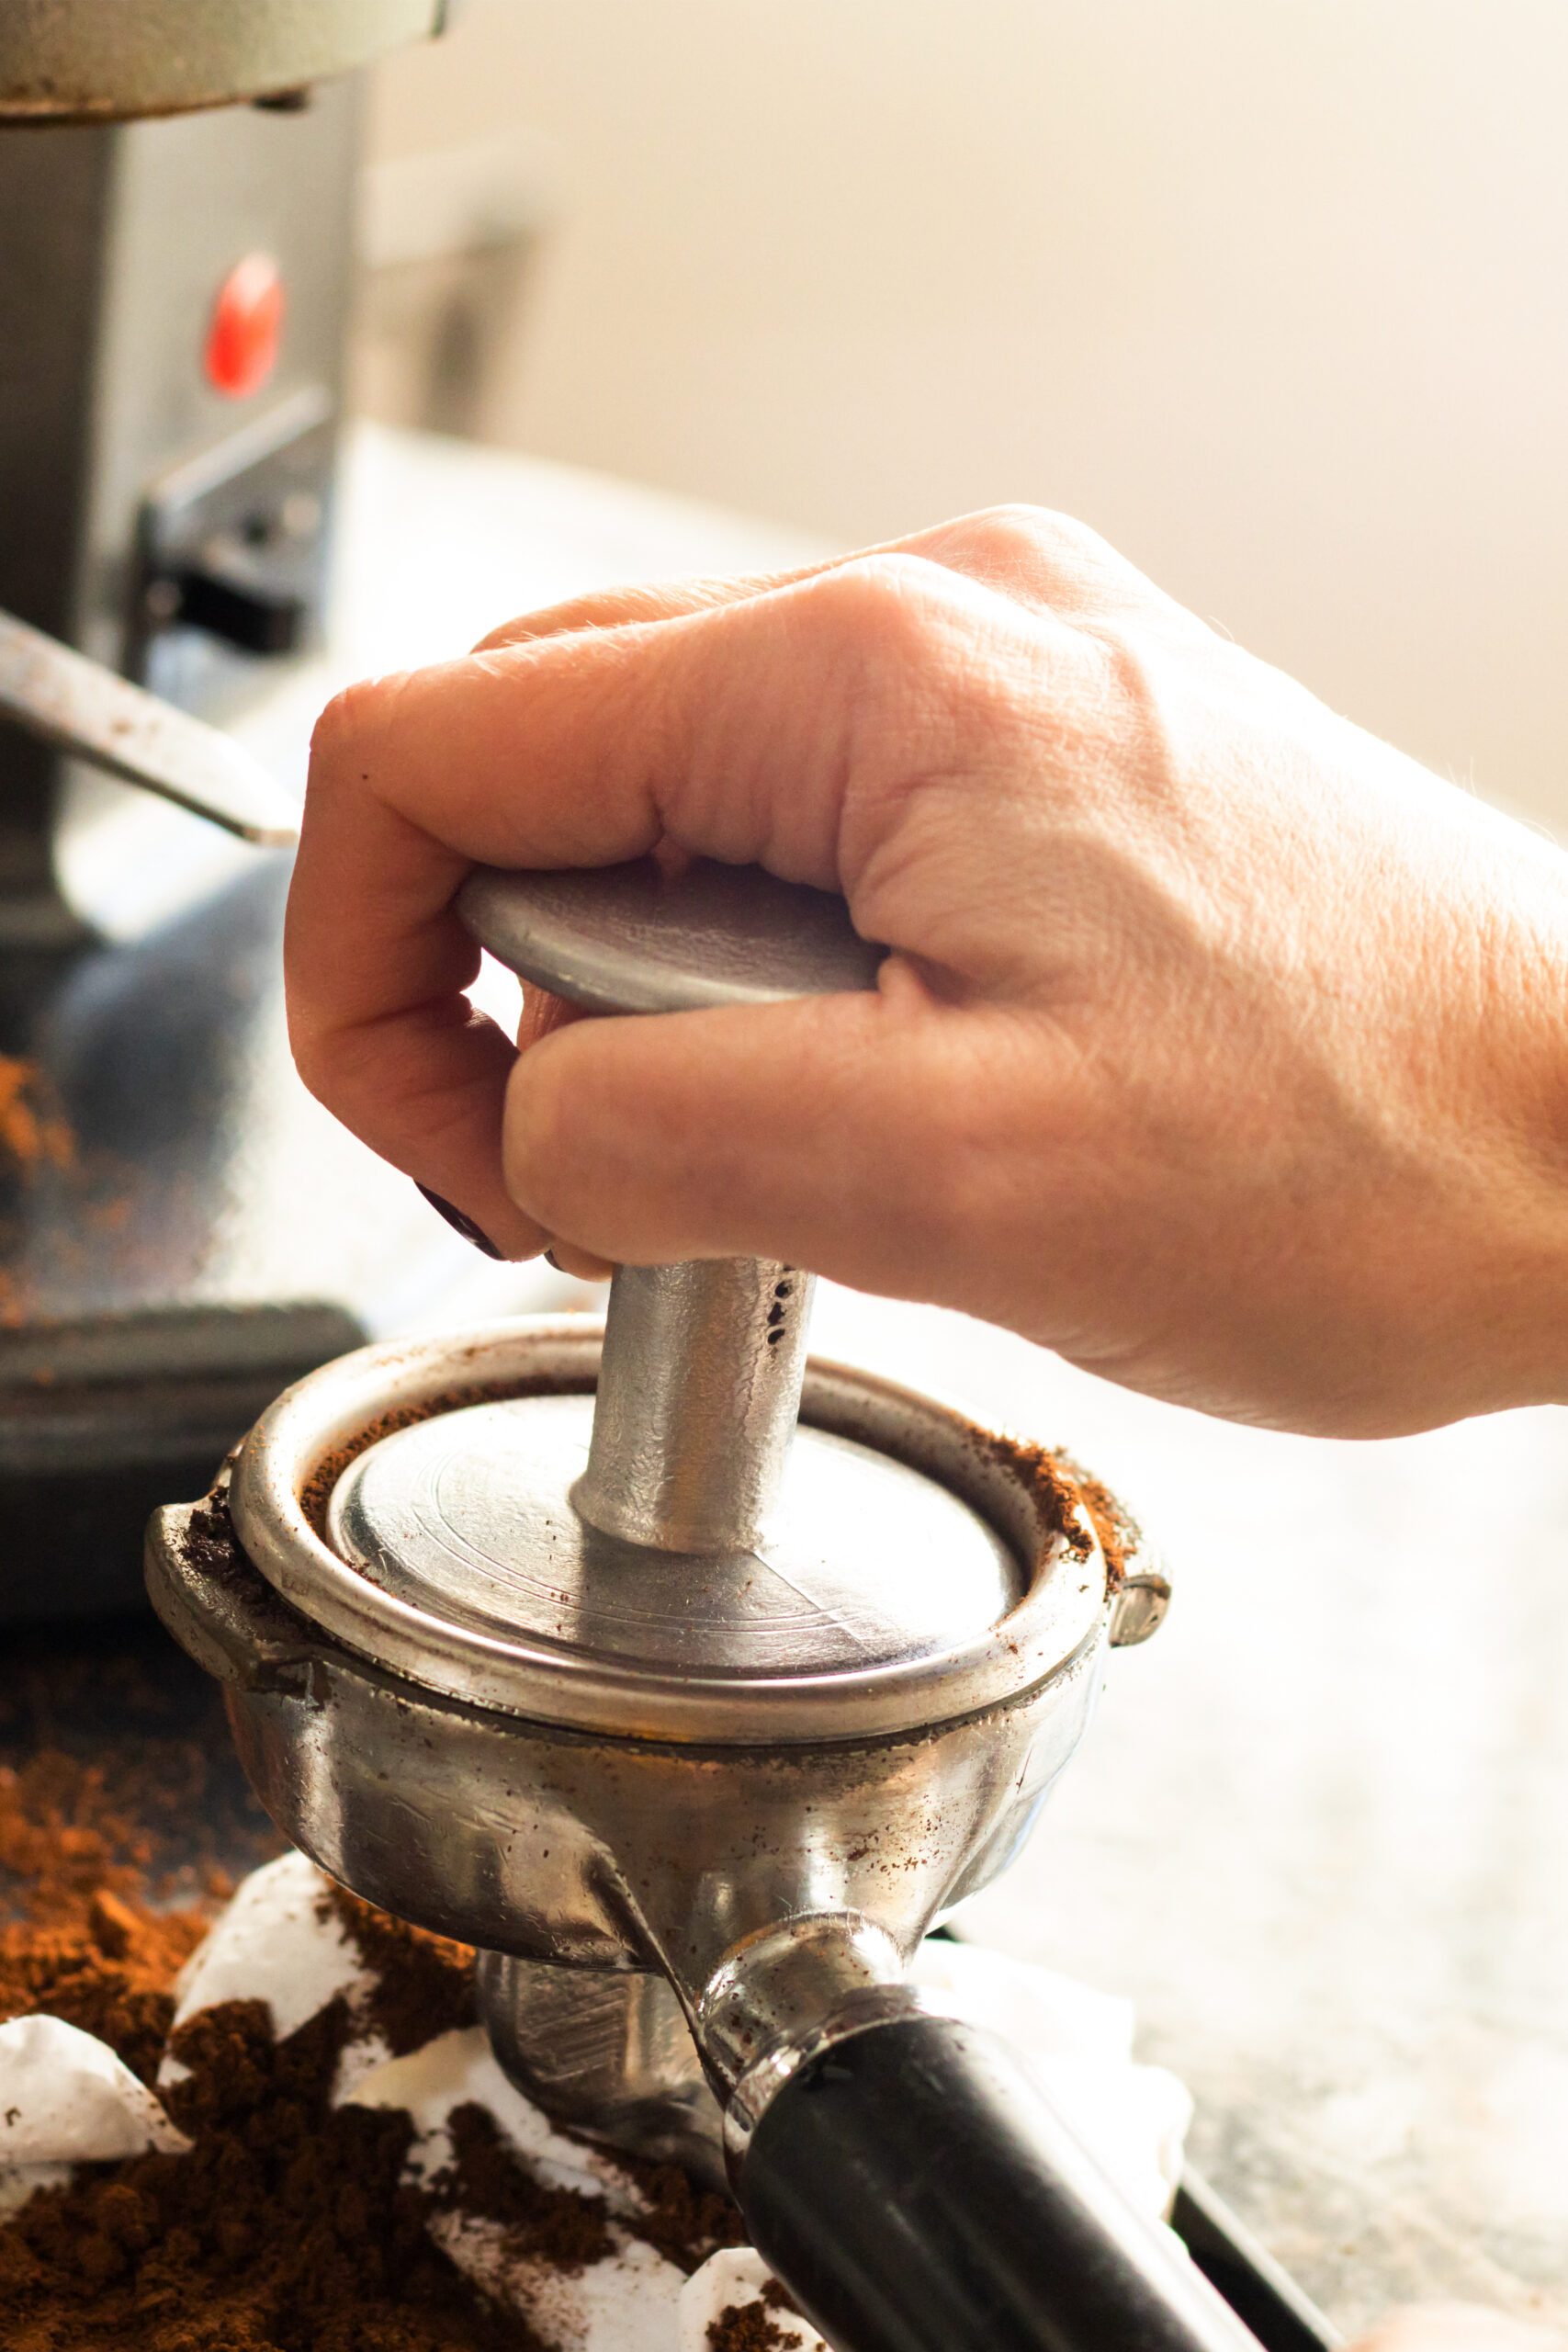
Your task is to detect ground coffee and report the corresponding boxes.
[0,1744,741,2349]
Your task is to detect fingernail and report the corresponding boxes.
[416,1182,503,1261]
[543,1249,562,1272]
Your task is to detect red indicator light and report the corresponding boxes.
[205,253,284,400]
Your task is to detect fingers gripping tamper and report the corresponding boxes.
[147,857,1252,2352]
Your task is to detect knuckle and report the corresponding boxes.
[960,501,1059,552]
[807,552,954,664]
[974,502,1117,576]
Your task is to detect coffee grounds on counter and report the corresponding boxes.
[320,1878,744,2271]
[0,1994,539,2352]
[423,2090,744,2280]
[706,2281,805,2352]
[321,1882,479,2056]
[616,2151,747,2276]
[0,1754,212,2084]
[429,2103,615,2273]
[0,1778,744,2345]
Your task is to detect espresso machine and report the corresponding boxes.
[0,2,460,1613]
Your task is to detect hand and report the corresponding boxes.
[1348,2306,1568,2352]
[289,505,1568,1436]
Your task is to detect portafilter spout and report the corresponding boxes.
[147,855,1248,2352]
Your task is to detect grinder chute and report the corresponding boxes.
[145,856,1262,2352]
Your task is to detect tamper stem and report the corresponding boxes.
[454,859,880,1554]
[573,1259,814,1554]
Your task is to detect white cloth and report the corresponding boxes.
[166,1849,373,2046]
[344,2027,689,2349]
[107,1859,1194,2352]
[0,2014,190,2176]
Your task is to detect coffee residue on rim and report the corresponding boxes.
[1053,1451,1146,1591]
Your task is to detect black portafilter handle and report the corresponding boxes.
[739,2013,1264,2352]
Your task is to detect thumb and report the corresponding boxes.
[500,967,989,1300]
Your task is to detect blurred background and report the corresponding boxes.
[354,0,1568,839]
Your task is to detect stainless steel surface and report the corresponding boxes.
[146,1459,1104,1980]
[721,1980,952,2169]
[0,0,446,119]
[0,854,473,1543]
[477,1953,726,2185]
[575,1260,815,1551]
[699,1912,906,2094]
[3,786,579,1601]
[226,1319,1106,1740]
[457,856,887,1015]
[329,1390,1022,1673]
[0,1301,363,1620]
[1108,1563,1173,1647]
[476,1943,988,2201]
[0,609,299,845]
[0,87,357,936]
[0,98,489,1603]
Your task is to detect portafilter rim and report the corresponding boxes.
[225,1317,1111,1746]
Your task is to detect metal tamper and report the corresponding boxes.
[148,856,1256,2352]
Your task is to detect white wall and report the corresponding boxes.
[367,1,1568,833]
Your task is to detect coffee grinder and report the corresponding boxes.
[0,2,457,1612]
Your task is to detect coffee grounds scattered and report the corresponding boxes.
[706,2285,803,2352]
[0,1056,73,1173]
[321,1883,478,2056]
[0,1747,746,2345]
[0,1631,285,1916]
[429,2103,614,2273]
[0,1753,216,2083]
[0,1994,536,2352]
[616,2150,748,2277]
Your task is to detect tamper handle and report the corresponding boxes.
[740,2013,1262,2352]
[457,855,886,1012]
[456,857,886,1555]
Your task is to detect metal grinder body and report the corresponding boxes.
[0,4,450,1614]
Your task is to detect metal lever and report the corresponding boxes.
[0,607,300,849]
[457,856,886,1555]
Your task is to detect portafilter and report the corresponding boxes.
[148,855,1257,2352]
